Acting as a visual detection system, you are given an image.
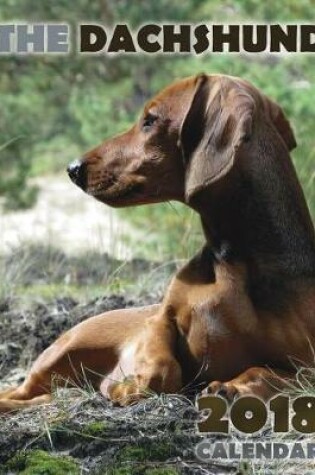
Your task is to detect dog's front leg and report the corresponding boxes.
[106,313,182,406]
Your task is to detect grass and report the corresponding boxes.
[3,371,315,474]
[0,389,198,473]
[0,245,34,303]
[0,243,176,305]
[16,281,131,302]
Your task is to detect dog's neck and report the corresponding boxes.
[191,143,315,309]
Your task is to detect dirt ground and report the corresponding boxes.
[0,289,241,475]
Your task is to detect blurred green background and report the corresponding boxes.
[0,0,314,260]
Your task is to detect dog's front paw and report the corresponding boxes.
[202,380,240,402]
[107,377,149,406]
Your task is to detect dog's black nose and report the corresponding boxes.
[67,159,87,190]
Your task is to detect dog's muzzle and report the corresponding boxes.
[67,159,87,190]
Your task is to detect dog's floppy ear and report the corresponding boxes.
[263,96,297,151]
[180,74,255,201]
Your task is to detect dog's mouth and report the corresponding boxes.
[87,175,148,207]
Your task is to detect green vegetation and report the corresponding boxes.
[107,441,180,475]
[0,243,174,303]
[0,1,314,258]
[119,442,173,462]
[121,203,203,259]
[109,468,179,475]
[5,450,79,475]
[145,470,179,475]
[82,421,108,437]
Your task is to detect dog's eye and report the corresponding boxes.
[142,114,157,131]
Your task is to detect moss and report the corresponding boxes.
[109,466,179,475]
[83,421,108,437]
[105,441,179,475]
[119,446,147,462]
[145,469,179,475]
[110,468,137,475]
[119,441,173,463]
[6,450,80,475]
[237,461,253,475]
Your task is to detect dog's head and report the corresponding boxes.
[68,74,296,207]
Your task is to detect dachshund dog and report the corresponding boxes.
[0,73,315,412]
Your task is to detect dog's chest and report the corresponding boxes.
[168,265,258,379]
[171,264,257,338]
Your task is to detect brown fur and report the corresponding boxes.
[1,74,314,412]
